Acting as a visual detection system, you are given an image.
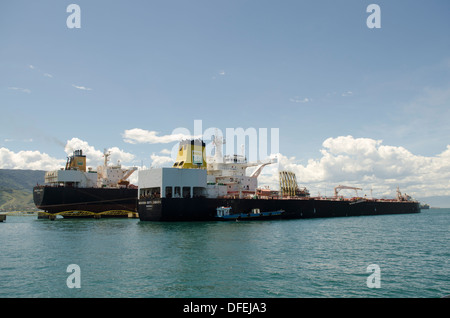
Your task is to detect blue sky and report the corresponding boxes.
[1,1,450,204]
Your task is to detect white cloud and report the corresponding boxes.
[64,138,104,165]
[123,128,195,144]
[72,84,92,91]
[289,97,310,103]
[0,148,64,170]
[64,138,135,167]
[3,134,449,201]
[0,138,137,172]
[160,149,172,155]
[0,138,135,172]
[262,136,450,199]
[150,153,173,168]
[212,70,226,79]
[8,87,31,94]
[342,91,353,97]
[27,64,53,78]
[108,147,136,164]
[3,138,33,143]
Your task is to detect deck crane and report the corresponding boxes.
[118,167,138,186]
[250,157,277,178]
[334,185,362,197]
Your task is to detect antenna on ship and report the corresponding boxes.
[103,149,111,167]
[212,129,225,163]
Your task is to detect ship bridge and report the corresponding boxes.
[223,154,247,164]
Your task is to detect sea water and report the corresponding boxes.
[0,209,449,298]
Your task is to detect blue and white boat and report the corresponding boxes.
[216,206,285,221]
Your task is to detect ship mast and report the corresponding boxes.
[103,149,111,167]
[212,130,225,163]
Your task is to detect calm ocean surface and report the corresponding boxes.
[1,209,449,298]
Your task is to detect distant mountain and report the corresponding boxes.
[0,169,45,211]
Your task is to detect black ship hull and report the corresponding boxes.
[138,197,420,222]
[33,186,137,217]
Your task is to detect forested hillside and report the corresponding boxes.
[0,169,45,211]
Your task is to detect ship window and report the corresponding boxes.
[174,187,181,198]
[179,161,184,166]
[165,187,173,198]
[173,162,179,167]
[182,187,191,198]
[193,187,204,197]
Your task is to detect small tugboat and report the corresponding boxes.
[215,206,285,221]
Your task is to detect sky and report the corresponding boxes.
[1,0,450,205]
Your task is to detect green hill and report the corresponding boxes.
[0,169,45,211]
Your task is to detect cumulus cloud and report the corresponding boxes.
[0,138,136,171]
[65,137,135,167]
[64,138,104,165]
[64,138,138,183]
[2,134,450,200]
[262,136,450,198]
[123,128,195,144]
[150,153,173,168]
[160,149,172,155]
[0,148,64,170]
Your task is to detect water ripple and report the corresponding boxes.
[0,210,449,298]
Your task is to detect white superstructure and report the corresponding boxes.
[138,137,276,199]
[205,134,276,198]
[44,149,137,189]
[44,169,98,188]
[96,150,137,188]
[138,168,207,199]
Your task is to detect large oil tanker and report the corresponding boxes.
[33,149,138,217]
[138,137,420,221]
